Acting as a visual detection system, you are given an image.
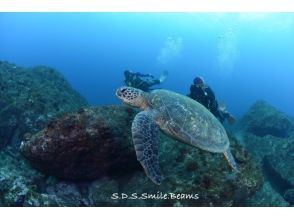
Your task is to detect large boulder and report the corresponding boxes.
[20,106,141,181]
[239,100,294,138]
[0,61,88,148]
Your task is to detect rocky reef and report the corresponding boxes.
[237,100,294,206]
[0,61,88,149]
[0,61,271,206]
[19,105,263,207]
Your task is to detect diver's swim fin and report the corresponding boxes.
[159,70,169,83]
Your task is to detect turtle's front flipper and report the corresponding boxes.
[132,111,163,185]
[224,149,240,173]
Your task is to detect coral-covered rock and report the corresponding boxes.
[20,106,141,181]
[239,100,294,138]
[0,61,88,149]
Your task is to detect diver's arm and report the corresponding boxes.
[206,86,219,110]
[136,72,154,78]
[189,85,195,94]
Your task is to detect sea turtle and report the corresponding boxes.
[116,86,239,185]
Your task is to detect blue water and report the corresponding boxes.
[1,13,294,118]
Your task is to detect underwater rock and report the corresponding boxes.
[239,100,294,138]
[20,106,141,181]
[86,134,263,207]
[0,61,88,149]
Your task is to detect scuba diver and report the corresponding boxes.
[188,76,236,124]
[124,70,168,92]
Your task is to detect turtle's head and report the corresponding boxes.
[116,86,148,109]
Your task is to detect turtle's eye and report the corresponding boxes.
[120,88,127,93]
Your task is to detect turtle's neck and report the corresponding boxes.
[139,92,151,110]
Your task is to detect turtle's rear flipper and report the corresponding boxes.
[132,111,163,185]
[224,149,240,173]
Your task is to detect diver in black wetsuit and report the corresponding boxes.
[188,76,236,124]
[124,70,168,92]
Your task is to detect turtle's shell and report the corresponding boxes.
[149,89,229,153]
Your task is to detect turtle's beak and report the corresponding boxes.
[115,87,127,99]
[115,88,121,98]
[115,87,123,98]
